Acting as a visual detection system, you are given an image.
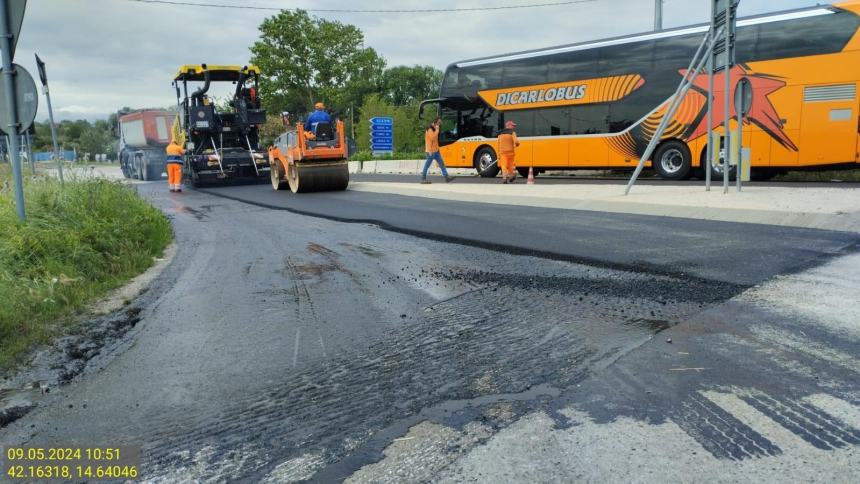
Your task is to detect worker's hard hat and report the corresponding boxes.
[505,120,517,129]
[314,102,325,110]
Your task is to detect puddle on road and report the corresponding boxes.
[175,206,209,221]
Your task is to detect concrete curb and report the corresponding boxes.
[348,182,860,233]
[349,160,475,176]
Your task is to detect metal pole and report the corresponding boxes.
[723,0,731,194]
[705,2,715,191]
[0,0,24,219]
[25,130,33,175]
[654,0,663,30]
[736,81,743,192]
[43,84,63,184]
[625,28,721,195]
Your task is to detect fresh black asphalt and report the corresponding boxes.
[198,182,860,286]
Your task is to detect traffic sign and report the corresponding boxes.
[370,116,394,153]
[711,0,739,71]
[35,53,47,86]
[5,0,26,60]
[0,63,38,135]
[735,77,752,117]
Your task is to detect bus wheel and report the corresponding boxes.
[703,143,737,181]
[474,147,500,178]
[653,141,691,180]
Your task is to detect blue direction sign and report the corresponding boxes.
[370,116,394,154]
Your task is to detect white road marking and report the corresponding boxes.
[317,328,327,358]
[806,394,860,429]
[750,325,860,375]
[703,390,814,453]
[293,328,301,368]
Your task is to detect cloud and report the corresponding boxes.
[15,0,821,121]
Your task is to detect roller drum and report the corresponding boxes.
[287,162,349,193]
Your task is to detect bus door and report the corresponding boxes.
[799,83,858,166]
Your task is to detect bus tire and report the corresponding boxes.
[701,142,737,181]
[474,146,500,177]
[653,140,691,180]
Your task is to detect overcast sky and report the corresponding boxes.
[16,0,821,121]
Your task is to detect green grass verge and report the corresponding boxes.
[0,167,172,369]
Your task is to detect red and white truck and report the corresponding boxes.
[118,109,175,181]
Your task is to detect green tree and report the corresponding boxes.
[77,120,113,156]
[355,94,436,152]
[381,65,443,106]
[250,9,386,116]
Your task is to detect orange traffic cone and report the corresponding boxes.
[527,166,535,185]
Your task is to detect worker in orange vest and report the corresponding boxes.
[498,120,520,183]
[165,139,185,192]
[421,117,454,184]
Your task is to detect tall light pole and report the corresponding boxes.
[654,0,663,30]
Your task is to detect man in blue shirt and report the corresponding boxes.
[304,102,332,133]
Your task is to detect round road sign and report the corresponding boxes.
[0,63,39,135]
[734,77,752,118]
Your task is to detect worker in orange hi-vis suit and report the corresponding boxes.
[498,120,520,183]
[165,140,185,193]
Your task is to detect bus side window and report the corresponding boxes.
[534,107,573,136]
[503,57,548,87]
[505,111,536,136]
[549,50,597,83]
[570,105,609,135]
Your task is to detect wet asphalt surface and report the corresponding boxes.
[1,179,859,482]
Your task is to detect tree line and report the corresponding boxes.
[250,9,443,152]
[21,119,115,159]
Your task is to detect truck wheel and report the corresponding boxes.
[120,154,131,178]
[147,163,164,181]
[474,147,499,177]
[653,141,691,180]
[141,155,153,181]
[190,169,203,188]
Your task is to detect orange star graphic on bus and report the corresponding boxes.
[683,65,799,151]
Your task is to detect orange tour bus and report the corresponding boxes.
[421,2,860,180]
